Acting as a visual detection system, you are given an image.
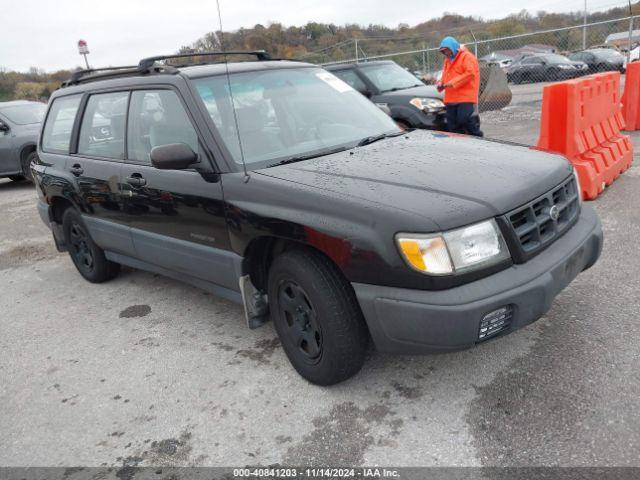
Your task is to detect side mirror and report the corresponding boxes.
[0,121,9,133]
[150,143,198,170]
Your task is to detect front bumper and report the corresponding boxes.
[353,205,603,354]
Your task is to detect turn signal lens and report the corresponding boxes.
[397,236,453,275]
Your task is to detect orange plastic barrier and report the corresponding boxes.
[622,61,640,131]
[536,72,633,200]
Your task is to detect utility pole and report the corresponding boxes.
[355,38,359,63]
[422,42,426,74]
[583,0,587,50]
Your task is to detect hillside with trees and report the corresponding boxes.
[2,2,640,101]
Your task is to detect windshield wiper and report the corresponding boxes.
[380,84,424,93]
[266,146,350,168]
[357,131,406,147]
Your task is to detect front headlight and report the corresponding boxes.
[573,168,583,204]
[409,97,445,113]
[396,219,511,276]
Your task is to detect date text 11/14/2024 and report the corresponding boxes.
[233,468,400,477]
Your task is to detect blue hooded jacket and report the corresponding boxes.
[439,36,460,61]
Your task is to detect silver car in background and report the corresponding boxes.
[0,100,46,182]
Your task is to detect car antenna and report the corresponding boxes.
[216,0,250,182]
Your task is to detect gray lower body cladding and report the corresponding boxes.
[353,205,603,354]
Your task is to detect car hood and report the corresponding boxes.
[375,84,443,101]
[257,130,572,232]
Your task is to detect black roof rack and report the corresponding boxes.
[63,66,140,87]
[62,50,274,88]
[137,50,272,70]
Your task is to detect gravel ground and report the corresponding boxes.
[1,88,639,469]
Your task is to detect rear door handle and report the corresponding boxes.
[70,164,84,176]
[126,175,146,187]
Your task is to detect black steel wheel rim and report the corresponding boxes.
[69,222,94,272]
[277,280,323,363]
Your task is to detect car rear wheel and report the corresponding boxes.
[21,151,37,183]
[267,248,369,385]
[62,208,120,283]
[395,120,411,131]
[8,175,25,182]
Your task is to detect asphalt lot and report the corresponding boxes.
[1,85,640,468]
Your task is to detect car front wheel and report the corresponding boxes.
[267,248,369,385]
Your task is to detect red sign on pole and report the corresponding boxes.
[77,39,89,55]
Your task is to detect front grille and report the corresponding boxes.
[502,176,580,263]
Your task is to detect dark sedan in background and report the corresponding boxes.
[569,48,625,73]
[326,61,446,130]
[506,53,588,84]
[0,100,45,182]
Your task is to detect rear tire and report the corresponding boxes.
[395,120,411,131]
[21,151,37,183]
[267,249,369,385]
[8,175,25,182]
[62,208,120,283]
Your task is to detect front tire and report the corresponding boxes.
[267,249,369,385]
[62,208,120,283]
[8,175,25,182]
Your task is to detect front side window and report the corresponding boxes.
[331,69,368,93]
[127,90,199,164]
[192,67,398,169]
[0,103,46,125]
[358,63,423,93]
[78,92,128,160]
[41,95,82,154]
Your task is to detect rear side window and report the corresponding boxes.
[127,90,198,164]
[78,92,129,160]
[41,95,82,154]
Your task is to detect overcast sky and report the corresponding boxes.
[0,0,621,72]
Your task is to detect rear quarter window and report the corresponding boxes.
[41,95,82,154]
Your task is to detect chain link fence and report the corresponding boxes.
[299,16,640,140]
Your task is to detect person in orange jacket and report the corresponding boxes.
[437,36,483,137]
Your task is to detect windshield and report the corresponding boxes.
[0,103,46,125]
[543,54,573,64]
[358,63,423,93]
[593,49,623,60]
[192,67,399,169]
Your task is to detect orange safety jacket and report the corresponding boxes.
[441,46,480,105]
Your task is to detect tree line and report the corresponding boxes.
[2,3,639,102]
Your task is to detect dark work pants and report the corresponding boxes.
[445,102,483,137]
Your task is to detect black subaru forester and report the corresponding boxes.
[34,51,603,385]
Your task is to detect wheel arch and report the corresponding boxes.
[242,235,347,292]
[49,196,75,225]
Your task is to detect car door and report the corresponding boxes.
[120,88,234,291]
[70,90,134,255]
[0,113,15,175]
